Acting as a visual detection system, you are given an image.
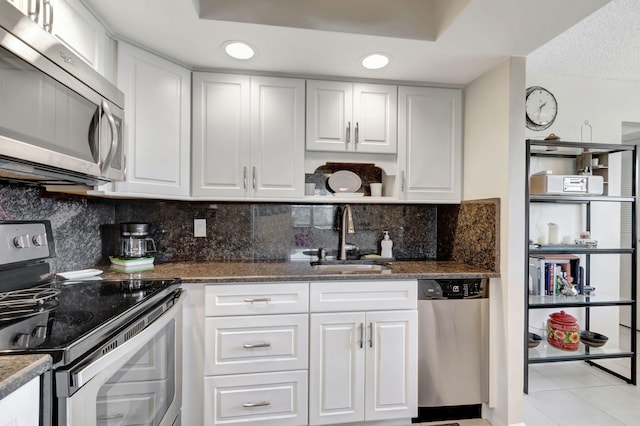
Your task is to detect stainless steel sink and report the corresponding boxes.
[310,262,391,274]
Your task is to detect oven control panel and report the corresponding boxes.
[0,221,54,265]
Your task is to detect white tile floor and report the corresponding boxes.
[524,326,640,426]
[421,327,639,426]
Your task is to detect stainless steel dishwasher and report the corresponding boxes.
[415,278,489,422]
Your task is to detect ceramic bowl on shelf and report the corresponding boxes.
[580,330,608,348]
[328,170,362,194]
[528,332,542,348]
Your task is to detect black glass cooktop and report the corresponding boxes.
[0,278,181,365]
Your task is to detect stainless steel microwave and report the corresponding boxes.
[0,1,125,186]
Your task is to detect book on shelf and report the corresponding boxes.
[529,254,580,296]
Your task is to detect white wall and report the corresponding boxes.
[464,56,526,426]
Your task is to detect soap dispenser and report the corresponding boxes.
[381,231,393,258]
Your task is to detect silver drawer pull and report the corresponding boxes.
[243,343,272,349]
[97,413,124,420]
[243,297,272,303]
[242,401,271,408]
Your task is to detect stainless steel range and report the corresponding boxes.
[0,220,183,426]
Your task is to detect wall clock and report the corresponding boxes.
[525,86,557,131]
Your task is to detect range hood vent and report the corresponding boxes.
[0,156,109,187]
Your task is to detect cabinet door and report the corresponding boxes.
[192,73,251,198]
[398,86,462,202]
[115,43,191,197]
[50,0,108,74]
[353,84,397,154]
[0,376,40,426]
[309,312,365,425]
[306,80,353,152]
[250,76,305,198]
[365,310,418,421]
[6,0,30,17]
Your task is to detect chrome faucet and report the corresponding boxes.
[339,204,357,260]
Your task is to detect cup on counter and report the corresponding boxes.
[305,183,316,196]
[370,183,382,197]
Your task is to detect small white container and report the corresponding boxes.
[370,183,382,197]
[305,183,316,196]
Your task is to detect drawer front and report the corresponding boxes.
[205,283,309,316]
[205,314,309,375]
[205,370,308,426]
[310,280,417,312]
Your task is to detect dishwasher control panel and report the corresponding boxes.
[418,278,487,299]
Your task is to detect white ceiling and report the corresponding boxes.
[527,0,640,83]
[84,0,610,85]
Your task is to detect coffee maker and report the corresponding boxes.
[119,223,156,259]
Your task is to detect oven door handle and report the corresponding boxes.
[58,291,182,396]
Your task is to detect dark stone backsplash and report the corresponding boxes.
[0,185,115,273]
[0,182,498,273]
[114,200,438,262]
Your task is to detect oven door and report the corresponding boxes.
[57,292,183,426]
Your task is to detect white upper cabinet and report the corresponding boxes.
[192,73,305,200]
[114,42,191,198]
[7,0,109,75]
[397,86,462,202]
[306,80,397,154]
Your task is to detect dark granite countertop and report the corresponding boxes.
[0,354,51,400]
[98,260,499,283]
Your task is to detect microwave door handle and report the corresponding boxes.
[100,99,118,175]
[62,294,182,395]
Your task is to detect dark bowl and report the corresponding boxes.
[580,330,608,348]
[528,332,542,348]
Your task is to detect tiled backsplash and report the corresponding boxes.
[0,183,498,272]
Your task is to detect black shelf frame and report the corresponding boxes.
[524,139,638,394]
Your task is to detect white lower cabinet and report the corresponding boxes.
[204,283,309,425]
[309,281,418,425]
[198,280,417,426]
[0,376,40,426]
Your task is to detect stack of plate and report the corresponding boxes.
[109,256,155,272]
[328,170,363,197]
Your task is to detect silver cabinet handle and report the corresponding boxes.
[101,100,118,175]
[242,401,271,408]
[243,343,272,349]
[42,0,53,33]
[355,122,359,145]
[358,323,364,348]
[346,122,351,144]
[97,414,124,420]
[243,166,247,190]
[28,0,40,23]
[252,166,256,190]
[401,171,406,192]
[368,322,374,348]
[243,297,272,303]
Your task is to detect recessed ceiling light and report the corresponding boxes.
[361,53,390,70]
[223,41,255,60]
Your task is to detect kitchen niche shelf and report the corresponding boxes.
[524,139,637,394]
